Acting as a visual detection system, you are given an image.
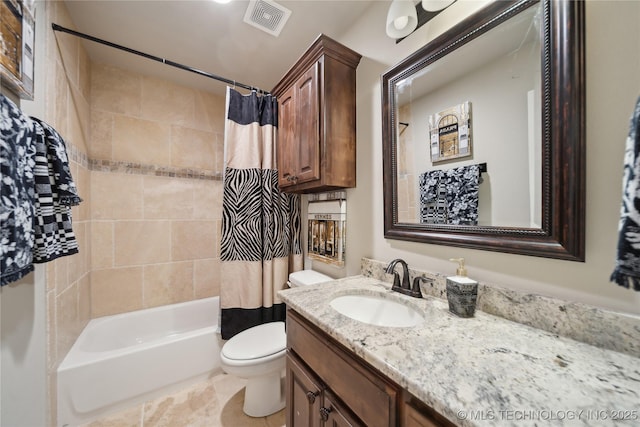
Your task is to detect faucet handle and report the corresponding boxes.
[411,276,432,298]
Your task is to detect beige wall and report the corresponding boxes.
[88,63,224,318]
[340,0,640,315]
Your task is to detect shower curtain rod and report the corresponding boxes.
[51,23,270,95]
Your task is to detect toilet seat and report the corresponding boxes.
[222,321,285,361]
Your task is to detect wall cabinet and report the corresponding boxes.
[272,35,361,193]
[286,309,455,427]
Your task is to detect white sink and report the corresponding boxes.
[330,294,424,327]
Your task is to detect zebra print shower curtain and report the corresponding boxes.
[220,88,303,340]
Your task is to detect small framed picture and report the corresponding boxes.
[429,101,472,164]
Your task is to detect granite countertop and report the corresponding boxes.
[279,276,640,427]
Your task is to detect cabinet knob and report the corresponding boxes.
[306,390,319,403]
[320,406,333,421]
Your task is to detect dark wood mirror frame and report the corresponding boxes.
[382,0,585,261]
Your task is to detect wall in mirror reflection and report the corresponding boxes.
[395,4,542,228]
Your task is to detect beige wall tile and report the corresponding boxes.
[91,172,143,220]
[171,126,216,171]
[194,91,225,133]
[56,283,79,363]
[114,221,172,266]
[143,176,194,219]
[79,45,91,102]
[67,83,90,155]
[54,60,69,137]
[54,257,69,296]
[79,274,91,326]
[141,76,195,127]
[194,258,220,298]
[90,109,114,160]
[91,63,142,116]
[91,267,144,317]
[91,221,114,269]
[55,32,79,87]
[143,262,194,308]
[171,221,217,261]
[46,289,57,369]
[192,180,222,220]
[214,133,224,173]
[75,164,91,221]
[112,115,171,165]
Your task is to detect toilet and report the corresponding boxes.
[220,269,332,417]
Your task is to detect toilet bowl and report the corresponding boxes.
[220,269,332,417]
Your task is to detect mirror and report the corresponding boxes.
[382,0,585,261]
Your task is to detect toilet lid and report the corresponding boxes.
[288,270,332,287]
[222,321,286,361]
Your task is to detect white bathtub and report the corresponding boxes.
[57,297,222,427]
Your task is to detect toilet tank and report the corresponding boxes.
[288,270,332,287]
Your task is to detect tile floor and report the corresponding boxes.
[82,372,285,427]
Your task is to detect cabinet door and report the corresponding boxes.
[403,403,440,427]
[294,62,320,184]
[286,354,322,427]
[322,391,365,427]
[278,84,297,188]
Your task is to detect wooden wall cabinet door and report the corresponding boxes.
[278,64,320,188]
[273,34,361,193]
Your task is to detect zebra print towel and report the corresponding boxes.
[611,96,640,291]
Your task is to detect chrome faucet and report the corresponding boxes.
[384,259,423,298]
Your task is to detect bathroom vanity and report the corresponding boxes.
[280,273,640,427]
[286,308,453,426]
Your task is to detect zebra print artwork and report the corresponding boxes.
[220,88,302,340]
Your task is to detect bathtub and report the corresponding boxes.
[57,297,222,427]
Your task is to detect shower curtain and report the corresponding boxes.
[220,88,303,340]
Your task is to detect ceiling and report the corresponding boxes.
[61,0,375,95]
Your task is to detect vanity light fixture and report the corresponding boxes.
[421,0,455,12]
[386,0,418,39]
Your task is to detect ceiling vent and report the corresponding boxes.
[243,0,292,37]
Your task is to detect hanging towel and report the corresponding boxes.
[419,170,449,224]
[611,96,640,291]
[29,117,82,263]
[0,94,36,286]
[419,164,481,225]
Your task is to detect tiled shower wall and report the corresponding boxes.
[43,2,226,424]
[88,63,225,317]
[44,2,92,424]
[396,103,417,222]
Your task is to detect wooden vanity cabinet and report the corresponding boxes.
[286,308,456,427]
[272,34,361,193]
[286,354,363,427]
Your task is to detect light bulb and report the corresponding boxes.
[393,15,409,30]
